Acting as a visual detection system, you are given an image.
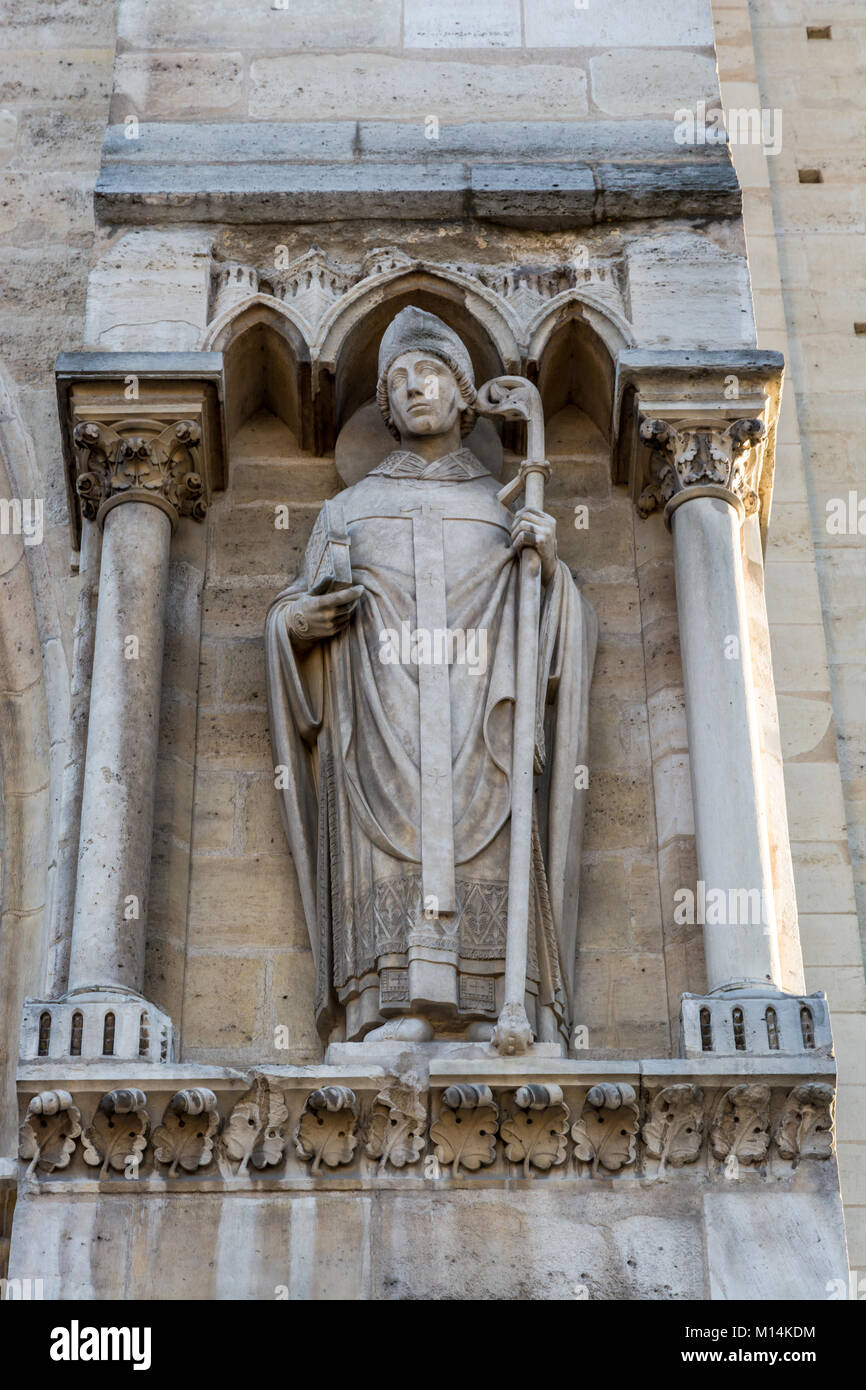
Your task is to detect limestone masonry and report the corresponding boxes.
[0,0,863,1302]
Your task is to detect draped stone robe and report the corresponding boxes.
[265,446,597,1043]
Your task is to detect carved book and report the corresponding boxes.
[304,498,353,594]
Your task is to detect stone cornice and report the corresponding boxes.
[612,349,785,547]
[94,119,740,228]
[56,352,226,548]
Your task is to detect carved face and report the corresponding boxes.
[386,350,462,440]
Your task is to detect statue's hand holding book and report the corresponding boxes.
[288,497,361,642]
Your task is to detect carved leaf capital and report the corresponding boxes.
[638,417,765,518]
[72,417,207,525]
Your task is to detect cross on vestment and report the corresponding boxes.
[401,498,459,915]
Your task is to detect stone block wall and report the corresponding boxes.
[712,0,866,1282]
[0,0,119,1167]
[94,0,737,226]
[109,0,718,124]
[182,412,326,1065]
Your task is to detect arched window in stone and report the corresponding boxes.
[801,1005,815,1049]
[766,1006,780,1050]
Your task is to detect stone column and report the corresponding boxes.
[57,414,208,1058]
[638,417,782,996]
[68,499,172,994]
[16,357,225,1064]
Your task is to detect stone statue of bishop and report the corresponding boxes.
[266,307,596,1048]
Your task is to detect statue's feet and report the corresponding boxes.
[491,1002,534,1056]
[364,1016,435,1043]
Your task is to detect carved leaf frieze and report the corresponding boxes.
[82,1089,149,1179]
[571,1083,639,1175]
[19,1091,82,1178]
[152,1089,220,1176]
[295,1086,358,1175]
[16,1072,837,1182]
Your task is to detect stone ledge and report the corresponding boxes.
[93,157,741,227]
[17,1053,837,1089]
[16,1058,837,1187]
[100,119,736,167]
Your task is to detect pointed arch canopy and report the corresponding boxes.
[526,292,633,443]
[315,266,522,451]
[201,263,633,459]
[204,296,312,445]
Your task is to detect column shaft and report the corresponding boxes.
[672,495,781,993]
[68,501,172,994]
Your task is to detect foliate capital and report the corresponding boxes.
[56,353,226,548]
[637,417,766,525]
[72,417,207,528]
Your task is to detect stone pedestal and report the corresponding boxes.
[680,990,833,1058]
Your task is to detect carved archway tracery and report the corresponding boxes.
[201,252,631,460]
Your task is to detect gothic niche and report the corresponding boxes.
[266,307,597,1054]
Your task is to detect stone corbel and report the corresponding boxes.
[612,349,784,548]
[55,351,226,548]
